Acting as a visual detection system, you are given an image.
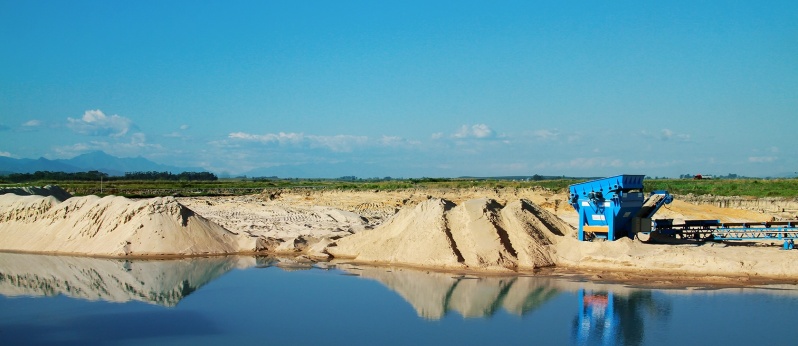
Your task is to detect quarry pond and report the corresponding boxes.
[1,253,798,345]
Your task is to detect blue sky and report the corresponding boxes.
[1,1,796,177]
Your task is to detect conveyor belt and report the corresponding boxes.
[651,219,798,248]
[635,194,663,219]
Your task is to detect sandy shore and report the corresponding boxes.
[183,188,798,283]
[2,186,798,283]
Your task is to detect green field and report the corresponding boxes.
[2,177,797,198]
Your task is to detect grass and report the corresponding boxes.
[645,179,798,198]
[2,178,796,198]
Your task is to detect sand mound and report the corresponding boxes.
[178,196,370,256]
[552,236,798,279]
[328,198,574,271]
[0,194,254,256]
[0,185,72,202]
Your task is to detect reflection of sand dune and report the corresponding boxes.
[342,266,561,319]
[0,253,239,306]
[502,277,562,315]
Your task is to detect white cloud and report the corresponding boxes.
[748,156,777,163]
[22,119,42,127]
[660,128,691,142]
[380,135,403,146]
[53,142,99,157]
[452,124,494,139]
[53,132,162,158]
[534,157,625,170]
[0,151,12,157]
[471,124,493,138]
[229,132,370,152]
[379,135,421,147]
[229,132,305,145]
[452,126,470,138]
[67,109,133,137]
[165,125,192,139]
[307,134,368,152]
[532,129,559,141]
[627,159,682,169]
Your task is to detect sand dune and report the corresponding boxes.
[328,198,573,271]
[0,185,72,202]
[0,194,253,256]
[179,195,369,257]
[3,185,798,282]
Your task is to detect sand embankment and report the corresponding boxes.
[0,185,72,202]
[328,197,573,271]
[178,195,371,257]
[553,236,798,280]
[0,193,254,256]
[3,185,798,282]
[314,190,798,281]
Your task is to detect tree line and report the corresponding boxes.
[2,170,218,182]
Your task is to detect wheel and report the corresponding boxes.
[635,232,651,243]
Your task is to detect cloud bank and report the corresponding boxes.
[67,110,133,137]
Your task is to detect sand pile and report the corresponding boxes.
[0,185,72,202]
[328,197,574,271]
[655,199,775,223]
[178,195,370,257]
[0,194,254,256]
[552,236,798,279]
[679,195,798,220]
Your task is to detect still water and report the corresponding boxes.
[1,253,797,346]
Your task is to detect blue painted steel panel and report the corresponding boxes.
[569,175,647,241]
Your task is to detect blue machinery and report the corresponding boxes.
[569,175,672,241]
[569,175,798,248]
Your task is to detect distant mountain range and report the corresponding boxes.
[0,151,204,176]
[2,151,794,179]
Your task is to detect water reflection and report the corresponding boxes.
[338,266,561,319]
[337,265,679,345]
[574,288,670,345]
[0,252,242,306]
[3,254,798,345]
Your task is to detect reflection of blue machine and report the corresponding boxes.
[575,289,618,346]
[569,175,671,241]
[569,175,798,248]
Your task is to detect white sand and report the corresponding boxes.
[322,191,798,280]
[2,186,798,282]
[328,197,572,271]
[178,195,370,257]
[0,194,253,256]
[0,185,72,202]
